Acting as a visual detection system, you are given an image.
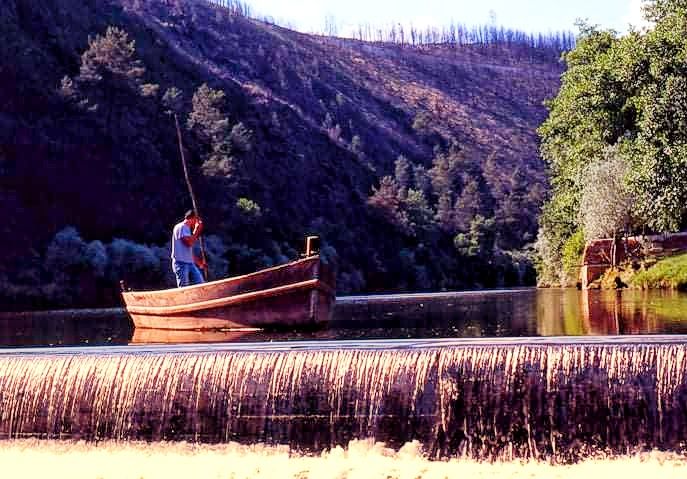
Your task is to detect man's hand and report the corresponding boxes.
[193,218,204,236]
[194,256,208,270]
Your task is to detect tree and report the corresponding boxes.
[162,87,184,114]
[404,189,434,235]
[454,215,496,259]
[536,3,687,281]
[413,165,432,199]
[229,122,254,152]
[429,142,462,198]
[188,84,230,140]
[434,191,454,233]
[78,26,145,85]
[579,146,634,242]
[368,176,407,231]
[63,26,156,128]
[394,155,412,198]
[536,22,641,280]
[188,84,235,178]
[625,3,687,231]
[453,177,485,232]
[351,135,365,158]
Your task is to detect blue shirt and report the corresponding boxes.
[171,221,194,263]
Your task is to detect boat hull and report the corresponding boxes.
[121,256,335,330]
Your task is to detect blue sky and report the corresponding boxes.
[247,0,648,35]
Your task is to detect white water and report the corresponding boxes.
[2,439,687,479]
[3,341,687,458]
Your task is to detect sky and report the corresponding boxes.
[246,0,649,36]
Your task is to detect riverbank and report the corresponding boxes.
[592,253,687,291]
[632,253,687,290]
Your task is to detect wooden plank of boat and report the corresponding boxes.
[121,256,335,331]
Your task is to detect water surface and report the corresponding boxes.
[2,288,687,347]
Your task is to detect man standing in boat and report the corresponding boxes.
[171,210,206,287]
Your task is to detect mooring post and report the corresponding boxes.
[305,236,320,257]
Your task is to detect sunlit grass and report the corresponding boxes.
[632,254,687,290]
[2,439,687,479]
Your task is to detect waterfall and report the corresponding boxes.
[1,340,686,460]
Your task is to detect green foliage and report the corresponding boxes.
[351,135,364,156]
[368,176,403,227]
[537,4,687,281]
[236,197,262,219]
[203,235,230,279]
[139,83,160,98]
[632,253,687,290]
[404,189,434,234]
[45,227,101,285]
[188,84,230,140]
[453,178,485,232]
[15,227,174,308]
[188,84,236,178]
[534,225,564,286]
[579,145,634,241]
[78,26,145,84]
[434,192,454,233]
[229,122,253,152]
[429,141,463,197]
[394,155,412,195]
[412,165,432,199]
[561,229,585,275]
[62,25,155,118]
[412,112,433,136]
[3,0,564,306]
[162,87,184,114]
[454,215,496,258]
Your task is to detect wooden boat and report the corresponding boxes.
[121,255,335,331]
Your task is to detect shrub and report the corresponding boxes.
[562,229,585,276]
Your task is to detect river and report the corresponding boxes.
[2,288,687,477]
[2,288,687,347]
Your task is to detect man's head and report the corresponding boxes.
[184,209,197,225]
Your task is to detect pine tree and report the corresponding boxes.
[394,155,412,198]
[435,191,454,233]
[188,84,235,178]
[453,177,484,232]
[78,26,145,86]
[188,84,230,141]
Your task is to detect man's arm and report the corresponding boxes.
[194,254,208,270]
[181,219,203,247]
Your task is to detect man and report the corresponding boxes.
[171,209,206,287]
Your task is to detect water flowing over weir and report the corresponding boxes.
[2,338,687,461]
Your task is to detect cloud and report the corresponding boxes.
[622,0,651,30]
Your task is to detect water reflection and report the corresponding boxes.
[537,289,687,336]
[2,289,687,347]
[129,328,260,344]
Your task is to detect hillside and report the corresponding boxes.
[0,0,563,308]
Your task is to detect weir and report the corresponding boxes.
[1,338,687,461]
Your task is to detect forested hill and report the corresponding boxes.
[0,0,564,309]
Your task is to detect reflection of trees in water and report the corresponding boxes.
[537,289,687,337]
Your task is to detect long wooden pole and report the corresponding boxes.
[174,113,209,280]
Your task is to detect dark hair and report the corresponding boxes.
[184,209,197,219]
